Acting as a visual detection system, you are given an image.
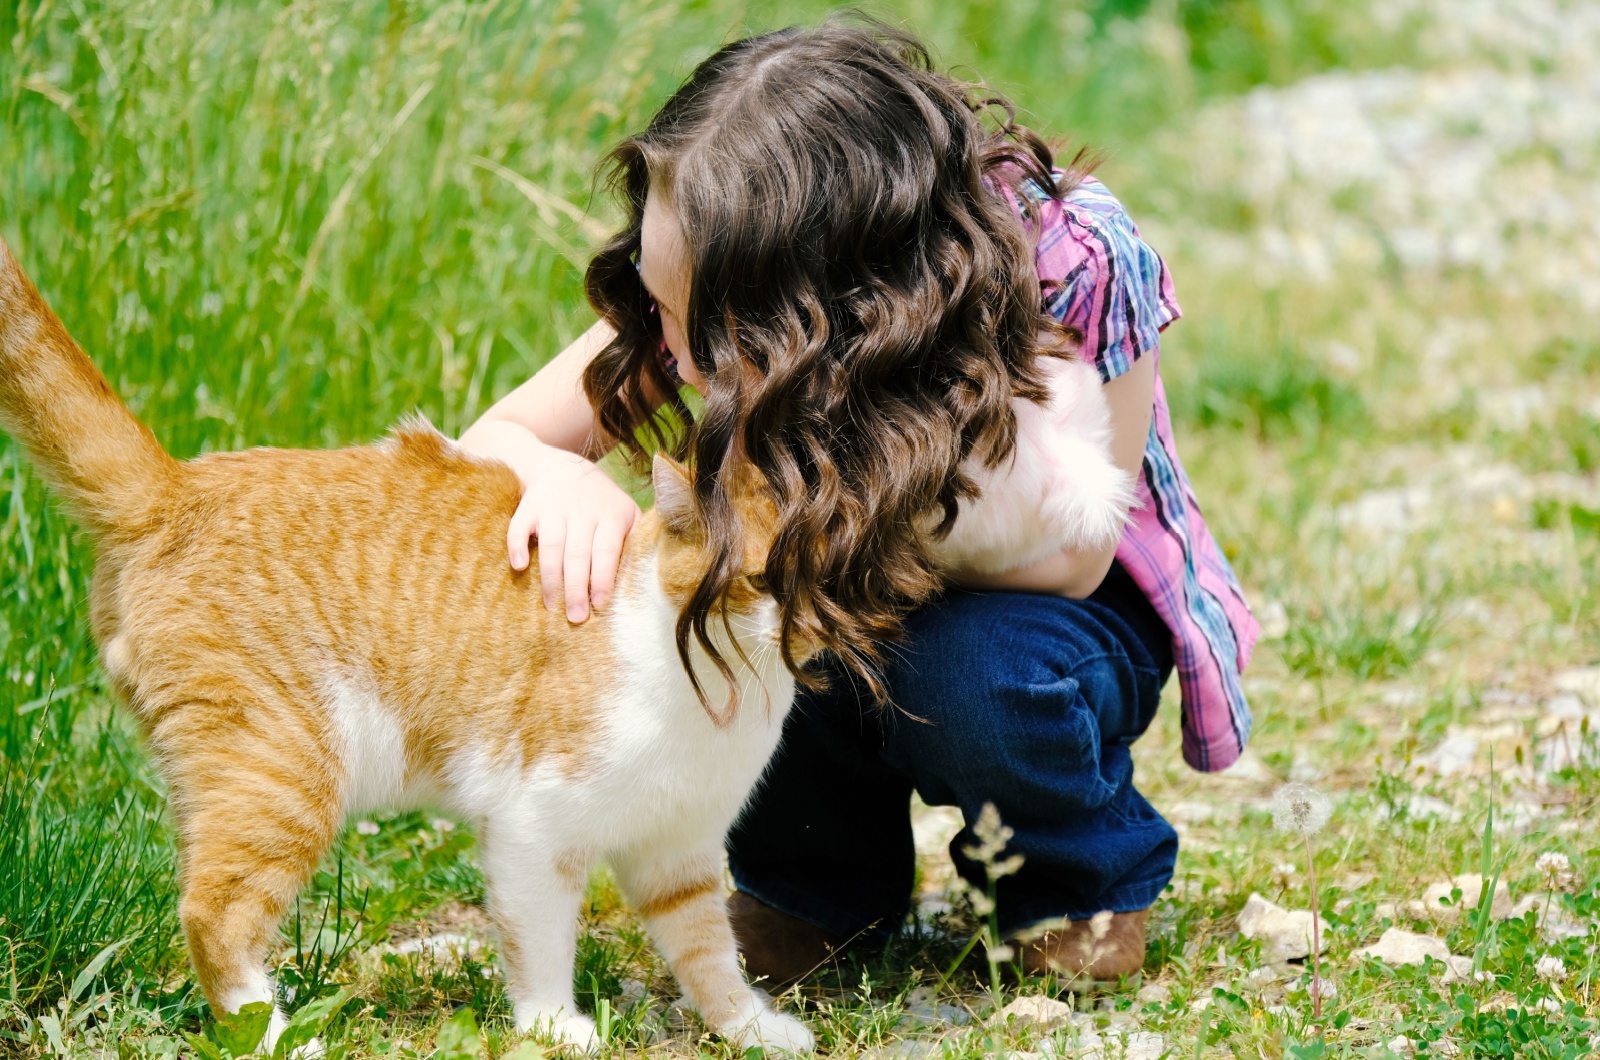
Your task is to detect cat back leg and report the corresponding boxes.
[165,714,342,1055]
[615,847,814,1054]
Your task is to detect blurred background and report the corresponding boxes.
[3,1,1598,1054]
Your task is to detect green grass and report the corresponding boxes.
[4,0,1600,1056]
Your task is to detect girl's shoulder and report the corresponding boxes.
[1013,173,1148,263]
[1015,170,1119,215]
[1011,171,1182,378]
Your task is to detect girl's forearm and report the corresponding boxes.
[949,542,1119,600]
[457,418,565,485]
[462,319,618,459]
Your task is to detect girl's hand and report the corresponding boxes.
[459,419,641,622]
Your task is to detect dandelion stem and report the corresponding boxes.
[1306,834,1322,1020]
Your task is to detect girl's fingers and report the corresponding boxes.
[589,518,630,612]
[506,501,538,571]
[536,515,566,610]
[563,520,596,623]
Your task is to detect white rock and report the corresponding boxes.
[1236,893,1324,963]
[902,986,971,1028]
[1420,874,1512,920]
[1353,928,1453,967]
[1288,752,1324,782]
[1553,667,1600,707]
[1544,693,1589,720]
[910,800,965,857]
[862,1040,942,1060]
[1169,799,1217,825]
[1336,485,1433,533]
[1243,965,1286,990]
[1419,732,1479,776]
[1381,686,1425,709]
[384,932,483,965]
[1441,955,1476,983]
[1373,794,1463,822]
[993,995,1075,1031]
[1135,982,1171,1005]
[1507,895,1589,940]
[1256,598,1290,640]
[1540,735,1600,774]
[1109,1032,1169,1060]
[1066,1031,1170,1060]
[1221,750,1277,783]
[1387,1035,1414,1055]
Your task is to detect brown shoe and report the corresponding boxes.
[1016,908,1150,984]
[727,891,841,989]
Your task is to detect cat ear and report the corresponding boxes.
[651,452,697,534]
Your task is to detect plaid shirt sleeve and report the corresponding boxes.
[1030,177,1183,382]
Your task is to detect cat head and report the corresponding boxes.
[646,452,818,717]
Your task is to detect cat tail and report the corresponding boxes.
[0,237,181,542]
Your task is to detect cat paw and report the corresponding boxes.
[259,1008,324,1058]
[546,1014,601,1054]
[512,1007,600,1054]
[725,1008,815,1054]
[550,1018,601,1056]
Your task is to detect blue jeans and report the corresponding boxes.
[727,562,1177,941]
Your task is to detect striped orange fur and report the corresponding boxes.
[0,238,815,1054]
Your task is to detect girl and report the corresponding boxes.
[460,18,1256,985]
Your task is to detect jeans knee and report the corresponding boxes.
[891,593,1130,716]
[880,594,1159,810]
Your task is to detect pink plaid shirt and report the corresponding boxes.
[1016,174,1257,772]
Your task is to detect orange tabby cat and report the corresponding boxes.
[0,238,815,1055]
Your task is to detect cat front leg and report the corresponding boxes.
[479,824,598,1051]
[614,848,814,1054]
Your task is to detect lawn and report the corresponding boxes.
[3,0,1599,1056]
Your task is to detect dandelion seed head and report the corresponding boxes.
[1272,783,1333,837]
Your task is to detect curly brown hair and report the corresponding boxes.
[583,16,1093,708]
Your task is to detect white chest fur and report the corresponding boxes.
[413,553,797,860]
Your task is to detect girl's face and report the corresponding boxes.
[638,188,703,391]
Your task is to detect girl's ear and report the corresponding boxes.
[651,451,696,534]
